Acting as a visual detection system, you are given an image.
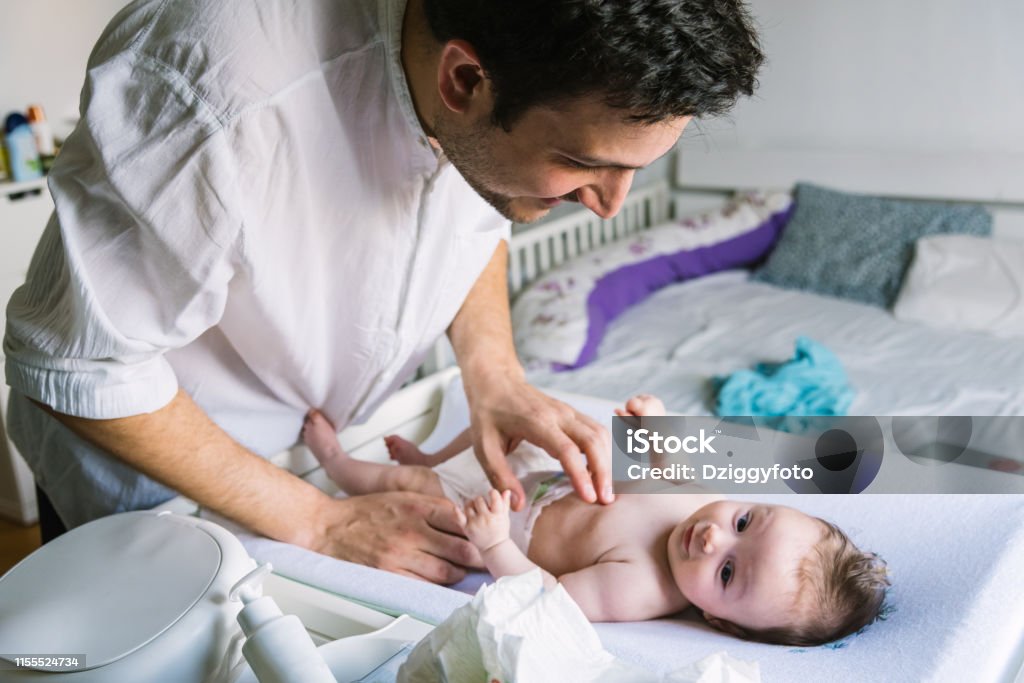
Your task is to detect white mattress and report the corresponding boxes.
[524,269,1024,418]
[234,376,1024,682]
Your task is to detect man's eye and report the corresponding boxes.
[737,512,750,532]
[721,561,733,587]
[562,157,592,170]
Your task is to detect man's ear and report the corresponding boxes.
[703,611,749,639]
[436,39,490,114]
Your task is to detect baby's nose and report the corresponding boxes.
[700,523,721,553]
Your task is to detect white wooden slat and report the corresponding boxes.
[508,247,523,294]
[538,236,551,274]
[523,244,537,284]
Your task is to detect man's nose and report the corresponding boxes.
[577,169,635,219]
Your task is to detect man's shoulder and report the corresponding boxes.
[91,0,385,118]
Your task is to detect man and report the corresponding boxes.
[3,0,762,583]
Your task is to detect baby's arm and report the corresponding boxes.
[461,489,558,590]
[558,563,668,622]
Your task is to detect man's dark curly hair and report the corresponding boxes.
[422,0,765,130]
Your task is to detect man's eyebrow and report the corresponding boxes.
[558,151,646,171]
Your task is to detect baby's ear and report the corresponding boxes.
[703,611,749,639]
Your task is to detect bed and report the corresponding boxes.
[159,150,1024,682]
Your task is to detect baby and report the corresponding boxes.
[302,395,889,646]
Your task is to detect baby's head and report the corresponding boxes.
[667,501,888,646]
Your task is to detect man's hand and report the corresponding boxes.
[310,492,483,584]
[463,369,613,511]
[447,240,612,511]
[45,390,483,586]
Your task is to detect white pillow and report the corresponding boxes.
[892,234,1024,338]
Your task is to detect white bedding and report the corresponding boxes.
[524,269,1024,417]
[231,375,1024,682]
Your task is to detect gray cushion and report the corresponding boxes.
[752,183,992,307]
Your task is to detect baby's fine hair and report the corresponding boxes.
[743,519,890,647]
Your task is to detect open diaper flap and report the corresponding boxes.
[216,377,1024,682]
[398,570,760,683]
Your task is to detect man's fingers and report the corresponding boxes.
[536,429,596,503]
[528,407,612,505]
[563,413,614,504]
[420,498,485,569]
[393,554,468,585]
[418,525,480,573]
[475,428,527,511]
[423,496,468,536]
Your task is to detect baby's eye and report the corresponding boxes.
[720,561,733,587]
[737,512,751,532]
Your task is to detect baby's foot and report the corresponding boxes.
[615,394,666,418]
[384,434,430,465]
[302,409,345,462]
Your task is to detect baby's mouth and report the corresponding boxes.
[682,523,695,557]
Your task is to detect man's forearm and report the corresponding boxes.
[448,240,523,382]
[44,389,330,549]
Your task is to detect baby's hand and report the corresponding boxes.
[460,489,512,552]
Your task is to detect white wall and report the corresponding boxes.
[1,0,129,130]
[693,0,1024,155]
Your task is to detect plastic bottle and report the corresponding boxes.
[230,563,336,683]
[3,113,43,183]
[26,105,56,173]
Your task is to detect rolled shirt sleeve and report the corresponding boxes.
[3,49,241,419]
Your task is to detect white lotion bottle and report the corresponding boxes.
[231,564,336,683]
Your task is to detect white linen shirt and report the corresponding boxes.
[3,0,508,525]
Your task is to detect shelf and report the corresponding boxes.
[1,178,48,200]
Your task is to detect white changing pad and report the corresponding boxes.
[233,376,1024,682]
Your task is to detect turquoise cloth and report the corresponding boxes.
[714,337,855,417]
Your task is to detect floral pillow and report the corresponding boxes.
[512,191,794,369]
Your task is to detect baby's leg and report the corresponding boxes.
[383,434,433,466]
[302,410,445,497]
[384,428,474,467]
[615,394,666,418]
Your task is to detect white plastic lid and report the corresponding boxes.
[0,512,221,671]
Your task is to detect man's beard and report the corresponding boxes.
[432,116,539,224]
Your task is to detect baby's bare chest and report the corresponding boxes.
[526,493,698,576]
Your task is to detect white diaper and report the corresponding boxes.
[432,443,576,552]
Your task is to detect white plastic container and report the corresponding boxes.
[0,511,255,682]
